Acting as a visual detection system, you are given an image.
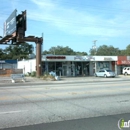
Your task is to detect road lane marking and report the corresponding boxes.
[0,96,20,100]
[0,110,28,115]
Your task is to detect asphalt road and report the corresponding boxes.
[3,113,130,130]
[0,80,130,129]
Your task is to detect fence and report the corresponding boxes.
[0,69,23,77]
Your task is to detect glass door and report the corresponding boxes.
[62,65,67,76]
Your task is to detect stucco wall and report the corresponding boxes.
[17,59,36,74]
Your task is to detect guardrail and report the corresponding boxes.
[10,74,25,83]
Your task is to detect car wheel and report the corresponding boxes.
[104,74,107,78]
[125,72,128,76]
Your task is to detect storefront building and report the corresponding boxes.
[17,55,117,76]
[116,56,130,75]
[0,60,18,76]
[94,56,117,74]
[0,60,17,69]
[42,55,95,76]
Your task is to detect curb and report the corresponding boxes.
[0,75,130,86]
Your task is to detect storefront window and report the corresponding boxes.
[97,61,110,71]
[74,62,82,76]
[83,62,89,76]
[56,62,62,76]
[41,62,45,75]
[42,61,90,76]
[48,62,55,73]
[42,62,62,76]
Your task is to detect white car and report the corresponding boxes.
[123,67,130,75]
[94,69,116,78]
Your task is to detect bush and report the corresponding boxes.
[42,73,56,81]
[27,72,31,76]
[31,71,36,77]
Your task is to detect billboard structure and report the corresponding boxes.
[1,9,27,44]
[4,9,17,37]
[0,10,43,77]
[16,10,27,39]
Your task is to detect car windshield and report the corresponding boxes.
[106,70,113,72]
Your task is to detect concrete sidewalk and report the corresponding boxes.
[0,75,130,85]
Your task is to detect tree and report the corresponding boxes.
[48,46,76,55]
[0,49,5,60]
[89,45,121,56]
[125,44,130,55]
[2,43,34,60]
[42,46,88,55]
[120,49,126,56]
[75,51,88,55]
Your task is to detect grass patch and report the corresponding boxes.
[41,74,56,81]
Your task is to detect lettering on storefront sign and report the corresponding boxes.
[104,57,113,61]
[74,56,95,61]
[121,60,130,64]
[46,56,66,59]
[0,61,5,63]
[74,56,83,60]
[84,56,95,60]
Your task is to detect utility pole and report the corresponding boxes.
[92,40,97,74]
[92,40,97,55]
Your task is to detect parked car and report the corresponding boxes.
[94,69,116,78]
[122,67,130,75]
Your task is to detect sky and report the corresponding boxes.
[0,0,130,54]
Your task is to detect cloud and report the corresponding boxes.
[1,0,130,38]
[29,0,130,37]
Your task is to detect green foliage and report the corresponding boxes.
[0,49,5,60]
[31,71,36,77]
[89,45,121,56]
[125,44,130,55]
[42,46,88,55]
[0,43,34,60]
[120,50,126,56]
[75,51,87,55]
[42,74,55,81]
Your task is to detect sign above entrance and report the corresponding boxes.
[0,60,17,64]
[74,56,83,60]
[74,56,95,61]
[117,60,130,65]
[104,57,113,61]
[84,56,95,61]
[0,60,6,63]
[46,56,66,59]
